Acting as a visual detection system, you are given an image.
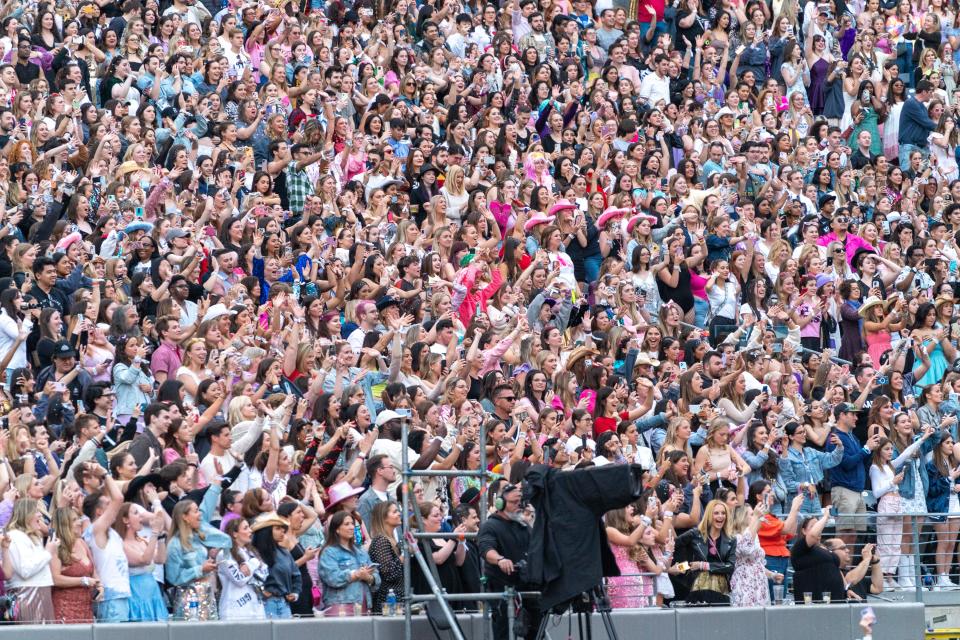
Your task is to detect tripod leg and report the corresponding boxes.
[598,610,619,640]
[533,607,554,640]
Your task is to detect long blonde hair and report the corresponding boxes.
[697,499,732,539]
[170,500,204,550]
[445,165,466,197]
[52,506,81,564]
[7,497,43,542]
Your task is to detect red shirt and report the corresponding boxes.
[637,0,665,21]
[594,412,629,437]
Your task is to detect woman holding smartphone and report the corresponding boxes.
[319,510,381,615]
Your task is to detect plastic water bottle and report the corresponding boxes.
[385,589,397,617]
[187,590,199,621]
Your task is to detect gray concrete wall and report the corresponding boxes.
[5,603,924,640]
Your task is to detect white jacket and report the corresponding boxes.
[0,311,30,370]
[4,529,53,588]
[217,548,268,621]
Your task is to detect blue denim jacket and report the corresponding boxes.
[893,436,935,502]
[164,485,232,587]
[779,445,844,514]
[318,544,381,609]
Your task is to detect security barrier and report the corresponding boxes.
[6,603,925,640]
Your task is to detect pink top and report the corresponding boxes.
[818,232,875,265]
[689,270,708,301]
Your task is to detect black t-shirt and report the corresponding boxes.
[676,11,707,53]
[14,60,40,86]
[657,266,694,313]
[790,536,846,602]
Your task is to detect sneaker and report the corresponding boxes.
[884,577,902,590]
[937,575,957,590]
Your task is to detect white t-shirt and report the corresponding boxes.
[83,525,131,600]
[370,439,420,493]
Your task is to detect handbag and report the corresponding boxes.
[0,594,19,623]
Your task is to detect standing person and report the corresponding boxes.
[114,503,169,621]
[891,411,933,589]
[729,504,782,607]
[870,430,933,589]
[674,499,737,605]
[779,421,845,515]
[898,79,940,170]
[827,403,882,547]
[218,518,268,621]
[790,508,846,603]
[368,500,405,615]
[49,507,99,623]
[318,510,379,616]
[251,512,300,619]
[165,481,231,620]
[749,482,805,599]
[478,484,541,640]
[80,466,131,622]
[409,501,466,604]
[2,498,55,623]
[926,431,960,590]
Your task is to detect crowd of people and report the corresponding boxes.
[1,0,960,632]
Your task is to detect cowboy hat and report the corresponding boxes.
[634,353,661,367]
[123,473,170,503]
[250,512,291,533]
[858,296,886,317]
[596,207,631,229]
[326,481,366,510]
[935,295,955,309]
[566,345,599,370]
[625,212,658,234]
[523,213,556,233]
[547,199,577,217]
[202,303,237,324]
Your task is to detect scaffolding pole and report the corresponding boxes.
[401,415,493,640]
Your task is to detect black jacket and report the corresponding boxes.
[523,464,641,610]
[674,529,737,577]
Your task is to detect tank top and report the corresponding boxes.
[83,525,131,601]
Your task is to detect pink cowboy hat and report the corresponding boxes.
[55,231,83,252]
[625,213,658,234]
[548,199,577,217]
[326,481,365,510]
[523,213,556,233]
[596,207,632,229]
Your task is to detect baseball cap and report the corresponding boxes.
[833,402,857,418]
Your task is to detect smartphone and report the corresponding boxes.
[395,408,412,419]
[516,410,528,423]
[678,361,687,371]
[761,385,770,395]
[689,403,701,414]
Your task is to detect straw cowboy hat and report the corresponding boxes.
[250,512,291,533]
[858,296,886,317]
[566,345,599,370]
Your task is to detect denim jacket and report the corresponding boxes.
[164,485,232,587]
[318,543,381,609]
[926,457,960,517]
[893,436,935,502]
[779,445,844,514]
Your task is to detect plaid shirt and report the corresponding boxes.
[285,160,314,215]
